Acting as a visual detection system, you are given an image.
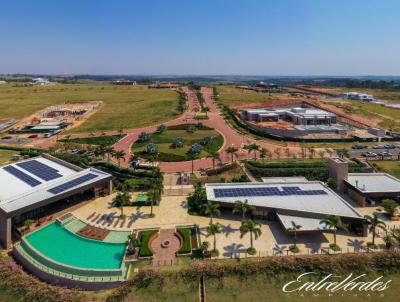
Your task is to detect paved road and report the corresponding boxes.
[348,146,400,158]
[38,86,329,172]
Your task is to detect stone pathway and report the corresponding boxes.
[150,228,180,267]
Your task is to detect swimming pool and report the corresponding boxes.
[25,222,126,270]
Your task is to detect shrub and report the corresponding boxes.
[188,143,203,154]
[381,199,399,216]
[177,228,192,254]
[170,137,184,148]
[187,125,197,133]
[201,136,214,146]
[57,134,124,146]
[139,230,159,257]
[138,132,151,143]
[247,247,257,255]
[145,143,158,154]
[156,124,167,133]
[329,243,341,251]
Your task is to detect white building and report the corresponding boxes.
[32,78,52,85]
[342,92,374,102]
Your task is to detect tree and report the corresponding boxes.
[157,124,167,133]
[259,148,268,161]
[113,150,126,166]
[187,183,207,214]
[381,199,399,217]
[288,221,302,248]
[171,137,184,148]
[202,201,221,223]
[145,143,158,154]
[127,233,141,255]
[94,145,107,160]
[138,132,151,143]
[232,199,255,220]
[327,178,338,191]
[226,146,238,163]
[104,146,115,163]
[147,170,164,217]
[240,219,262,252]
[319,215,348,247]
[207,151,220,170]
[112,191,131,216]
[244,143,260,160]
[203,106,210,117]
[187,143,203,173]
[364,212,386,246]
[206,222,221,252]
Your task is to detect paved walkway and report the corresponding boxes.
[150,229,180,266]
[40,86,329,172]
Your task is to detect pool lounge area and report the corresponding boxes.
[13,215,131,289]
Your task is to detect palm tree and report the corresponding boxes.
[288,221,302,247]
[104,146,115,163]
[111,191,131,216]
[206,222,221,252]
[113,150,126,166]
[240,219,262,251]
[147,187,160,217]
[95,145,107,160]
[202,201,221,223]
[147,172,164,217]
[259,148,268,162]
[226,146,238,163]
[207,151,220,170]
[232,199,255,220]
[243,143,260,160]
[319,215,348,246]
[127,233,141,255]
[364,212,386,246]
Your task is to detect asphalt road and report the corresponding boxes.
[348,145,400,158]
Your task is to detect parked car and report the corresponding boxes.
[378,151,393,157]
[362,151,377,157]
[351,145,366,150]
[372,145,385,149]
[1,135,12,140]
[28,134,38,138]
[384,144,397,149]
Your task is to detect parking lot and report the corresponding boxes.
[348,144,400,158]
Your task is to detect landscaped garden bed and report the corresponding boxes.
[138,229,159,258]
[131,124,223,162]
[58,134,125,146]
[176,226,199,255]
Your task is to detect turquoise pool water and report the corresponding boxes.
[26,223,126,270]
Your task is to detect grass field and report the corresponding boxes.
[57,134,125,146]
[328,87,400,103]
[216,85,280,107]
[0,83,180,133]
[0,149,15,164]
[331,99,400,130]
[131,125,224,162]
[116,272,400,302]
[370,160,400,178]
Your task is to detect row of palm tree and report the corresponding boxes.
[147,170,164,217]
[94,145,126,166]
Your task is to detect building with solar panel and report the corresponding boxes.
[0,154,113,248]
[205,179,366,235]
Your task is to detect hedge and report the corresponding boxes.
[177,228,192,254]
[57,134,125,146]
[139,230,159,257]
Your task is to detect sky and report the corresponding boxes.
[0,0,399,76]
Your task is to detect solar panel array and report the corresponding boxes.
[213,186,328,198]
[3,166,42,187]
[17,160,62,181]
[47,173,98,194]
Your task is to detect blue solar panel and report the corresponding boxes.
[3,166,42,187]
[17,160,62,181]
[48,173,98,194]
[214,186,328,198]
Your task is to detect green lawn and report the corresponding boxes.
[216,85,280,107]
[115,272,400,302]
[0,149,15,165]
[0,83,180,133]
[131,125,224,162]
[370,160,400,178]
[57,134,125,146]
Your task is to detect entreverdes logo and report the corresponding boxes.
[282,272,392,295]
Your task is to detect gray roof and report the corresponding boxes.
[277,213,330,231]
[0,156,112,214]
[205,181,362,219]
[346,173,400,193]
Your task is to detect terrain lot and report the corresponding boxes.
[217,85,283,107]
[371,160,400,178]
[0,149,14,164]
[0,83,179,133]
